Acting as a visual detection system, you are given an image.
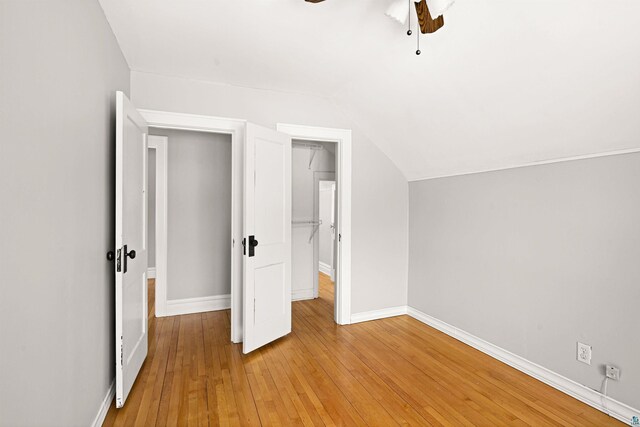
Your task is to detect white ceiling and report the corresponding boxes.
[100,0,640,180]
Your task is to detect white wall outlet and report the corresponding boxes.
[606,365,621,381]
[577,342,592,365]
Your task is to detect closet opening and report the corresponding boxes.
[291,140,338,320]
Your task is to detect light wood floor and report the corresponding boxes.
[103,274,622,426]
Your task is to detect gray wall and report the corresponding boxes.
[148,148,156,268]
[149,128,232,300]
[408,153,640,410]
[131,71,409,314]
[0,1,130,425]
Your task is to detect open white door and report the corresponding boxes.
[243,123,292,354]
[114,91,149,407]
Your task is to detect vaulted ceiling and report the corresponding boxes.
[99,0,640,180]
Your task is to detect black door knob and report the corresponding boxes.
[106,251,114,261]
[248,235,258,257]
[126,249,136,259]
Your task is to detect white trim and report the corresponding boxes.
[407,307,640,425]
[277,123,352,326]
[350,306,408,324]
[410,147,640,182]
[141,109,245,343]
[91,380,114,427]
[292,288,315,301]
[164,294,231,317]
[147,267,156,279]
[318,262,332,277]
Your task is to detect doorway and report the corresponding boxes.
[147,128,232,318]
[291,140,337,318]
[280,123,352,326]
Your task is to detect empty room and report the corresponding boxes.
[1,0,639,426]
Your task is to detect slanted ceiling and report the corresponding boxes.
[99,0,640,180]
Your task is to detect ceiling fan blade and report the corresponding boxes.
[415,0,444,34]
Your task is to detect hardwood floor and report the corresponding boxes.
[103,274,622,426]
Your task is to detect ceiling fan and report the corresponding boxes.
[304,0,453,54]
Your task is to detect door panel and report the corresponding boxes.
[115,91,148,407]
[243,123,292,354]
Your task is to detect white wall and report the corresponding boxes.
[408,152,640,411]
[149,128,232,300]
[0,1,130,425]
[292,142,335,299]
[131,71,409,314]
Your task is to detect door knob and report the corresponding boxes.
[248,235,258,257]
[107,251,115,261]
[120,245,136,274]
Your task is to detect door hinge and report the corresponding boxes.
[120,336,123,367]
[339,234,342,242]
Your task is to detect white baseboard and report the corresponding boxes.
[319,262,332,277]
[162,294,230,317]
[350,305,408,324]
[406,307,640,425]
[292,288,315,301]
[91,380,114,427]
[147,267,156,279]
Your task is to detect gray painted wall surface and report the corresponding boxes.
[148,148,156,268]
[408,153,640,410]
[0,1,130,425]
[131,71,409,314]
[149,128,232,301]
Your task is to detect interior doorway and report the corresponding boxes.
[291,140,339,321]
[147,129,233,318]
[278,123,352,326]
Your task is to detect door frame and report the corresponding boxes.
[139,109,245,343]
[277,123,352,325]
[147,135,168,320]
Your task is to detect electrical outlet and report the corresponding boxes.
[606,365,621,381]
[577,342,592,365]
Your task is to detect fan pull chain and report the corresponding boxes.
[407,0,412,36]
[416,21,421,55]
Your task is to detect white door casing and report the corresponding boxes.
[242,123,292,354]
[114,91,149,407]
[138,109,245,344]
